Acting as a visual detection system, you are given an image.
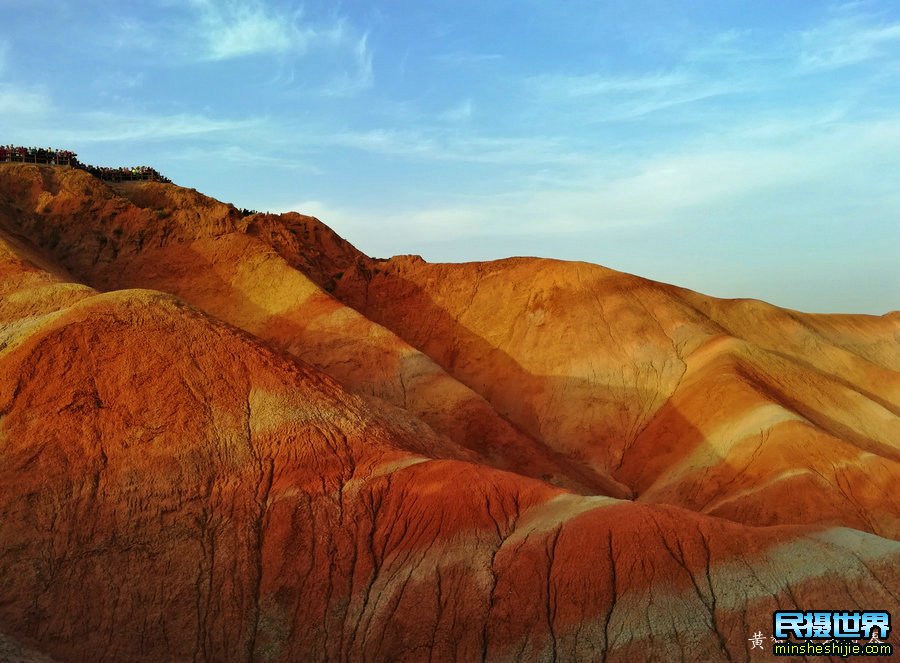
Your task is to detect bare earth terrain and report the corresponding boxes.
[0,163,897,661]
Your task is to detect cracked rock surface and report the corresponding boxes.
[0,164,898,662]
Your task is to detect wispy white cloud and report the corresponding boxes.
[110,17,158,52]
[798,8,900,71]
[14,110,259,145]
[648,6,900,76]
[0,40,8,76]
[169,144,322,173]
[433,51,503,66]
[322,128,436,156]
[316,128,586,167]
[319,31,374,96]
[438,98,473,122]
[525,67,751,122]
[529,71,692,98]
[680,29,775,64]
[269,198,492,247]
[518,6,900,127]
[104,0,375,96]
[0,84,50,115]
[91,71,145,100]
[182,0,376,96]
[271,115,900,256]
[196,0,299,60]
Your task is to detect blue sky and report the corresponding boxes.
[1,0,898,313]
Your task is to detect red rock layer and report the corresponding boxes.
[0,164,898,662]
[0,164,621,495]
[333,256,900,538]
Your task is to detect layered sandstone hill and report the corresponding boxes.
[334,257,900,539]
[0,163,898,662]
[0,165,618,496]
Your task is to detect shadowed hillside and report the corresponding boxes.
[0,163,897,662]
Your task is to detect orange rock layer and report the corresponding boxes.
[0,163,897,662]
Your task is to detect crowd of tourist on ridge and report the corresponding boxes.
[0,145,171,183]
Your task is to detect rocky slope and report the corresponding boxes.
[0,166,619,496]
[0,163,898,662]
[335,257,900,538]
